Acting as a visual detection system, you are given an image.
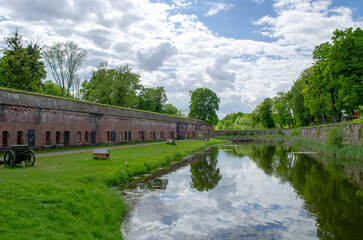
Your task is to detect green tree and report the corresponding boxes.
[188,88,220,125]
[329,27,363,115]
[272,92,291,128]
[163,103,183,116]
[258,98,275,128]
[0,31,46,92]
[289,69,311,127]
[42,80,62,96]
[81,63,141,108]
[138,86,167,113]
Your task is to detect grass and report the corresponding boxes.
[0,139,228,239]
[250,135,363,165]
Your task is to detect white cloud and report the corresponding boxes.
[205,2,233,17]
[0,0,361,117]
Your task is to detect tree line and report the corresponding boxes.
[217,27,362,130]
[0,31,221,124]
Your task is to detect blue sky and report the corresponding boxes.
[0,0,362,117]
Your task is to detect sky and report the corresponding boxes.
[0,0,362,118]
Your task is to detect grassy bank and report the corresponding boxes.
[249,135,363,164]
[0,139,227,239]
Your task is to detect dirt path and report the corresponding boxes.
[36,140,195,157]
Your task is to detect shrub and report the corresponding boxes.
[291,128,300,136]
[327,127,345,149]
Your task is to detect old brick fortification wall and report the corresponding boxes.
[214,122,362,145]
[0,89,213,149]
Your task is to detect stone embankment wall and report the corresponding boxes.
[214,123,362,145]
[0,88,213,149]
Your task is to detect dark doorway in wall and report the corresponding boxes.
[128,131,132,141]
[28,129,35,147]
[85,131,89,143]
[153,131,155,140]
[56,131,61,144]
[3,131,9,147]
[111,131,116,142]
[45,131,51,145]
[64,131,70,145]
[170,131,174,139]
[17,131,24,145]
[91,131,96,144]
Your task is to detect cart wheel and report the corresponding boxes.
[25,150,35,166]
[4,151,15,167]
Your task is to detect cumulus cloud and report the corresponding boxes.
[205,2,233,17]
[206,55,236,88]
[254,0,362,49]
[0,0,361,116]
[137,42,178,72]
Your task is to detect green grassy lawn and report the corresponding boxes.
[0,139,227,239]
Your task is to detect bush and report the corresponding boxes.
[291,128,300,136]
[327,127,345,149]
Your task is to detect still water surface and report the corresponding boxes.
[122,144,363,240]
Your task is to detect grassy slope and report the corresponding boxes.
[250,135,363,164]
[0,139,227,239]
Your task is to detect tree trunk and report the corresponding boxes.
[322,113,326,125]
[330,91,337,123]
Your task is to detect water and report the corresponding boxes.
[122,143,363,240]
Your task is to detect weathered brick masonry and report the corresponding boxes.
[214,123,362,145]
[0,89,213,149]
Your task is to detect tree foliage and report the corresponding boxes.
[0,31,46,92]
[188,88,220,125]
[138,86,167,113]
[81,63,141,108]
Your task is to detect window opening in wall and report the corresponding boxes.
[3,131,9,147]
[56,131,61,144]
[85,131,89,143]
[28,129,35,147]
[153,131,155,140]
[45,131,51,145]
[111,131,116,142]
[170,131,174,139]
[142,131,145,141]
[128,131,132,141]
[64,131,70,145]
[17,131,23,145]
[77,131,82,143]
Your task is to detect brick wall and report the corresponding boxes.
[0,89,213,149]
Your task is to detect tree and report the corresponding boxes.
[42,80,62,96]
[81,63,141,108]
[289,69,311,127]
[163,103,183,116]
[138,86,167,113]
[258,98,275,128]
[188,88,220,125]
[43,42,87,97]
[0,31,46,92]
[329,28,363,115]
[272,92,290,128]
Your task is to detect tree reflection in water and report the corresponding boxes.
[223,143,363,240]
[190,148,222,192]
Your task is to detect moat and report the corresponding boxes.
[122,143,363,239]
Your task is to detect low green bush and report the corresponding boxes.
[291,128,300,136]
[327,127,345,149]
